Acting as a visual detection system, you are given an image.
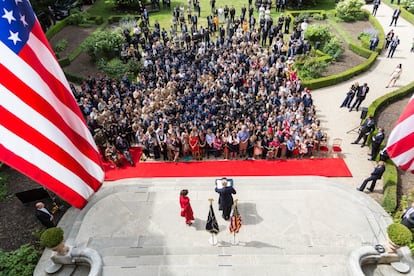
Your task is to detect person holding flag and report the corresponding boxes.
[0,0,104,209]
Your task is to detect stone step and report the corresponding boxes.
[102,260,348,276]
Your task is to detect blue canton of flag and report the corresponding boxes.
[1,0,35,54]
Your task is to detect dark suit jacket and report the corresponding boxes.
[215,186,236,209]
[35,209,54,228]
[357,85,369,98]
[371,165,385,179]
[401,208,414,229]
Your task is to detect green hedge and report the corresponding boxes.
[59,57,71,67]
[302,51,377,89]
[45,18,69,40]
[382,163,398,213]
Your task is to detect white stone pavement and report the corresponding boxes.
[313,3,414,189]
[34,3,414,276]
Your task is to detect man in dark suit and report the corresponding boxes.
[350,83,369,112]
[351,116,375,147]
[369,127,385,161]
[35,202,55,228]
[215,179,237,220]
[357,161,386,192]
[390,7,401,26]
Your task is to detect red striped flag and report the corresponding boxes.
[386,95,414,173]
[229,202,242,233]
[0,0,104,208]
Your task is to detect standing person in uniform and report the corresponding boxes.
[35,202,55,228]
[357,161,386,192]
[215,179,236,220]
[179,189,194,226]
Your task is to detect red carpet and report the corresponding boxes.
[103,150,352,181]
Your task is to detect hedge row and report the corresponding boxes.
[382,163,398,213]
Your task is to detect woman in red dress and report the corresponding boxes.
[189,130,200,160]
[179,189,194,226]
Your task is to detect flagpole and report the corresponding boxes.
[208,198,218,246]
[233,199,238,245]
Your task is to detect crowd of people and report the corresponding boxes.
[71,1,330,166]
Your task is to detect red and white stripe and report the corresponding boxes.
[386,95,414,173]
[0,21,104,208]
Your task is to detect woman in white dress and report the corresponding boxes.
[386,63,402,88]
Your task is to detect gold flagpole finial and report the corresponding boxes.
[234,199,238,205]
[208,198,214,203]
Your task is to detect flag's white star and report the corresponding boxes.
[15,0,23,4]
[20,13,28,26]
[8,30,21,45]
[2,8,16,24]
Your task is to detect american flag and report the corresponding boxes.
[0,0,104,208]
[229,201,242,233]
[386,95,414,173]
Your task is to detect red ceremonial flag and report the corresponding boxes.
[0,0,104,208]
[386,95,414,173]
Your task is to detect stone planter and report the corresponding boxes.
[51,241,69,256]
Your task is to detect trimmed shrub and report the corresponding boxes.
[387,223,413,246]
[295,57,328,80]
[82,30,124,61]
[54,39,68,54]
[40,227,64,248]
[322,36,344,61]
[335,0,366,22]
[0,244,40,276]
[304,24,332,48]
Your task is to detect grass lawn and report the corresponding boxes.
[87,0,337,32]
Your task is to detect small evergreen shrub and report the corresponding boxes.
[54,39,68,54]
[295,57,328,80]
[82,30,124,61]
[66,10,89,26]
[322,37,344,61]
[387,223,413,246]
[335,0,366,22]
[40,227,64,248]
[304,24,332,48]
[312,13,325,20]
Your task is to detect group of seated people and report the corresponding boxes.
[74,10,329,166]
